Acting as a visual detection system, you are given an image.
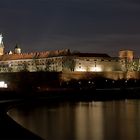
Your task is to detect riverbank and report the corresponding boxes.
[1,86,140,102]
[33,87,140,101]
[1,87,140,139]
[0,99,43,140]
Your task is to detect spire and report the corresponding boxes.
[0,33,4,55]
[15,43,19,49]
[0,33,3,45]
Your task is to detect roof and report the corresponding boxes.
[0,49,70,61]
[0,50,111,61]
[72,53,111,58]
[15,44,20,49]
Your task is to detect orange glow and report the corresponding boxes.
[90,66,102,72]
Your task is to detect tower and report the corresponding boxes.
[0,34,4,55]
[14,44,21,54]
[119,50,134,61]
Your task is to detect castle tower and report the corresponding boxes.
[0,34,4,55]
[14,44,21,54]
[119,50,134,61]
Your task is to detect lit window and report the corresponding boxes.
[0,81,8,88]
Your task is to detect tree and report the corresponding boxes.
[45,60,51,71]
[63,57,76,72]
[21,62,29,72]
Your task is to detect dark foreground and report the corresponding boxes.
[0,99,43,140]
[0,87,140,139]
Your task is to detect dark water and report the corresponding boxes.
[8,100,140,140]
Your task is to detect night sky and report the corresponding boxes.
[0,0,140,57]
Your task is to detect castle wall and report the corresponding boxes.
[60,71,140,82]
[0,52,139,78]
[0,56,64,72]
[74,57,122,72]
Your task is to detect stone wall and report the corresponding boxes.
[60,71,140,81]
[74,57,122,72]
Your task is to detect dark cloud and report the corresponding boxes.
[0,0,140,56]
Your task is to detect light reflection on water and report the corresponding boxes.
[8,100,140,140]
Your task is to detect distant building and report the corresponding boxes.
[0,34,139,73]
[0,34,4,55]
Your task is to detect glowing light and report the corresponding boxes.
[75,66,102,72]
[78,81,81,84]
[0,34,3,44]
[0,81,7,88]
[75,67,86,72]
[91,66,102,72]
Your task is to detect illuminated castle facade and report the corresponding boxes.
[0,34,140,74]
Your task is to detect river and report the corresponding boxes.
[8,100,140,140]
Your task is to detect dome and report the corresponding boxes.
[15,44,20,49]
[14,44,21,54]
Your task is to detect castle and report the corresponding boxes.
[0,34,139,75]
